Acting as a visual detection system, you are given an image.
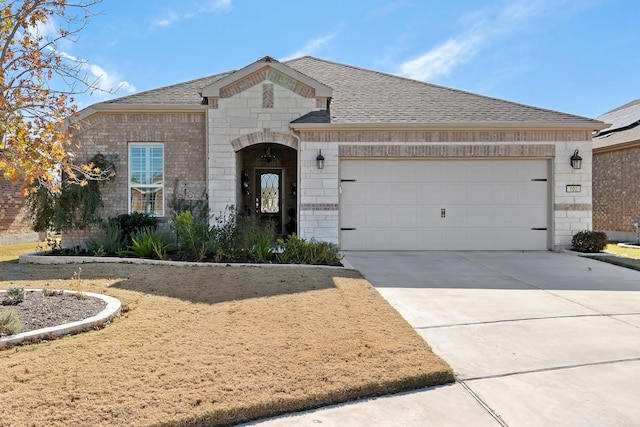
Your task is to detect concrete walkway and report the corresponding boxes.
[247,251,640,426]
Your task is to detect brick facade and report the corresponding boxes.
[593,145,640,237]
[71,111,207,221]
[0,179,36,244]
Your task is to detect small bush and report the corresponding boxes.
[173,211,214,262]
[277,234,342,265]
[210,208,278,262]
[119,227,177,260]
[110,213,158,244]
[572,230,608,253]
[5,287,26,304]
[43,288,64,297]
[87,222,127,256]
[0,309,23,336]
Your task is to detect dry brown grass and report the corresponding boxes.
[0,248,453,426]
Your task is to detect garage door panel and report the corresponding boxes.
[442,185,468,204]
[392,207,417,227]
[340,159,549,250]
[418,184,443,203]
[367,207,392,226]
[391,184,417,204]
[365,183,390,204]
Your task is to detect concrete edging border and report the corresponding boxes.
[0,289,121,347]
[18,252,353,270]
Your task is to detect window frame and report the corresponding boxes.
[128,142,165,217]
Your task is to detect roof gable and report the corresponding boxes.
[201,56,333,99]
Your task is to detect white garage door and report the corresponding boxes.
[340,159,549,250]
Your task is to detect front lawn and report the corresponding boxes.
[603,243,640,259]
[0,252,453,426]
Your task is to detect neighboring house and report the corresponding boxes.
[593,99,640,242]
[70,56,606,251]
[0,177,39,245]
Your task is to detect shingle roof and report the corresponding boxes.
[97,56,603,127]
[593,99,640,150]
[98,72,231,105]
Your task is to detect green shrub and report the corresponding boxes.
[210,207,277,262]
[277,234,342,265]
[173,211,214,262]
[250,235,275,263]
[0,308,23,336]
[119,227,177,260]
[26,153,115,233]
[87,222,127,256]
[110,213,158,244]
[211,206,241,261]
[572,230,608,253]
[5,286,26,304]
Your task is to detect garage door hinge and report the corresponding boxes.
[531,178,548,181]
[341,228,357,231]
[531,227,547,231]
[340,179,356,182]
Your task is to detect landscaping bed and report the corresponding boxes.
[0,258,454,426]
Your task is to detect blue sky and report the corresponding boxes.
[61,0,638,119]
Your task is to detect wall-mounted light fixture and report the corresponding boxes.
[261,147,276,163]
[570,149,582,170]
[316,149,325,170]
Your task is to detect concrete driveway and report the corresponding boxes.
[250,251,640,426]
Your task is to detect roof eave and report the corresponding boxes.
[74,103,207,121]
[290,121,610,132]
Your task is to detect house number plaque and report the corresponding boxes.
[566,185,581,193]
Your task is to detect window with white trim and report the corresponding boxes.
[129,143,164,216]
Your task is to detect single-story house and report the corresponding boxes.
[70,55,607,251]
[593,99,640,242]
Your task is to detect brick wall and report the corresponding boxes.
[71,111,207,221]
[0,179,33,237]
[593,146,640,234]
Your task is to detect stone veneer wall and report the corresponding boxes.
[207,79,317,216]
[593,145,640,240]
[71,112,207,220]
[296,129,593,250]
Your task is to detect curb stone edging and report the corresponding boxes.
[18,252,352,270]
[0,290,121,347]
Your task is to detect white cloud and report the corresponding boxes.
[400,36,482,81]
[201,0,232,14]
[398,0,562,81]
[280,33,338,61]
[87,64,136,96]
[152,0,232,29]
[30,17,58,39]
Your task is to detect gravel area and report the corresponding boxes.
[0,290,107,334]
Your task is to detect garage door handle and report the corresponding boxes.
[531,179,548,182]
[341,228,357,231]
[341,179,356,182]
[531,228,547,230]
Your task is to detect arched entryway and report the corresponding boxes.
[236,143,297,236]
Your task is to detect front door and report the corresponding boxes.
[256,169,282,234]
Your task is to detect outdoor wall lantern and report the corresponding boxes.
[316,149,325,170]
[570,149,582,170]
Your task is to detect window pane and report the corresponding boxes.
[260,173,279,213]
[129,144,164,216]
[131,187,163,216]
